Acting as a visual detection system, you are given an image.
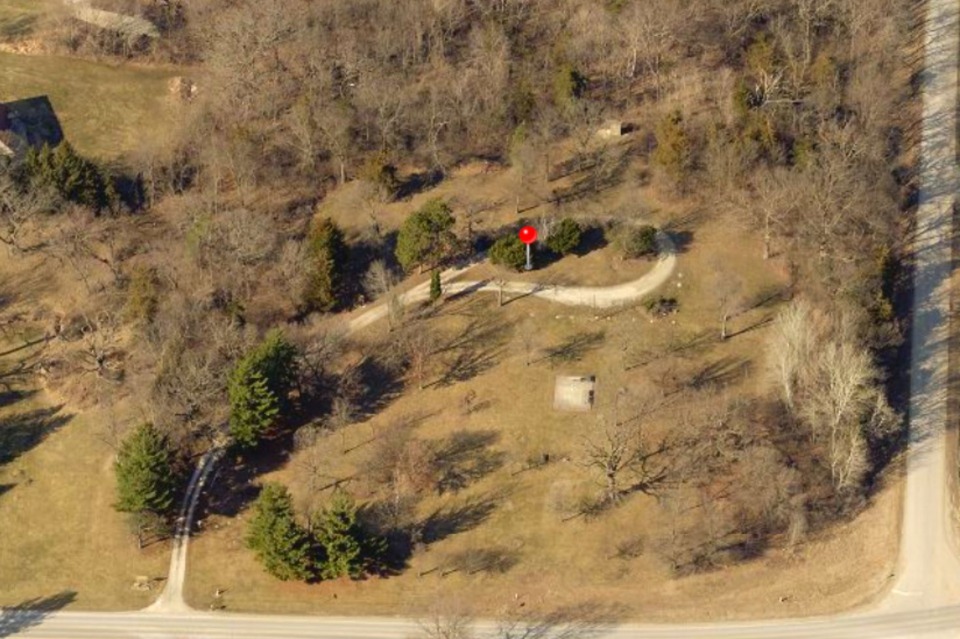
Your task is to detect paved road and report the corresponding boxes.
[4,0,960,635]
[873,0,960,619]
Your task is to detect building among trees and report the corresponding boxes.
[0,97,63,160]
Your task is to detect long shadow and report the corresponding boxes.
[537,330,606,365]
[396,168,444,200]
[686,357,751,391]
[434,429,505,494]
[0,96,63,149]
[434,315,512,387]
[442,546,519,577]
[420,493,499,544]
[0,388,37,409]
[0,590,77,638]
[665,229,693,254]
[354,354,406,420]
[200,430,296,519]
[0,405,71,466]
[496,601,627,639]
[569,226,608,257]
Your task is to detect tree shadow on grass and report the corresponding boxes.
[0,590,77,638]
[435,429,506,494]
[420,493,500,544]
[536,330,606,366]
[201,430,296,519]
[0,405,71,467]
[353,354,406,421]
[434,315,512,387]
[0,388,37,409]
[496,601,628,639]
[442,545,519,577]
[686,357,753,392]
[569,225,608,257]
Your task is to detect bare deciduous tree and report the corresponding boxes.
[580,412,663,505]
[364,259,398,301]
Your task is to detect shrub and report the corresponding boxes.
[124,266,160,323]
[489,234,526,271]
[618,225,658,259]
[644,296,678,316]
[395,199,457,272]
[653,111,691,181]
[358,152,400,201]
[546,218,582,256]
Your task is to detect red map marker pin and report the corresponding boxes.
[518,226,537,245]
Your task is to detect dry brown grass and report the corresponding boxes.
[0,51,181,162]
[183,212,899,620]
[0,392,170,610]
[0,246,169,611]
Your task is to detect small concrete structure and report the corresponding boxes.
[596,120,623,140]
[554,375,596,412]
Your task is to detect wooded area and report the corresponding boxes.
[0,0,914,604]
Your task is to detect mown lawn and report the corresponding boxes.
[0,51,180,162]
[0,358,170,611]
[0,0,48,40]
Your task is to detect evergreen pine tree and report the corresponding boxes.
[653,110,691,181]
[227,330,299,448]
[246,483,315,581]
[314,491,366,579]
[430,270,442,302]
[304,217,347,312]
[228,368,280,448]
[24,142,114,211]
[251,329,299,410]
[114,423,177,547]
[114,423,176,516]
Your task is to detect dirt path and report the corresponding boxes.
[147,232,678,613]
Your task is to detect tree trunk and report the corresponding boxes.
[763,214,771,260]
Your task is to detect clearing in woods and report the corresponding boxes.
[183,211,900,620]
[0,51,179,162]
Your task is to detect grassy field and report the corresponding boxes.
[183,212,900,620]
[0,51,179,162]
[0,390,170,610]
[0,0,49,41]
[0,252,169,611]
